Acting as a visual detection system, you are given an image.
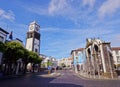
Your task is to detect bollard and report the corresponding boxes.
[48,70,50,74]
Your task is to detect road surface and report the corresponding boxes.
[0,70,120,87]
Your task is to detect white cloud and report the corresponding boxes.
[111,34,120,46]
[22,0,96,25]
[41,27,113,36]
[48,0,74,16]
[0,20,27,45]
[21,0,120,26]
[0,8,15,21]
[98,0,120,18]
[82,0,96,8]
[48,0,96,16]
[48,0,66,15]
[41,27,115,58]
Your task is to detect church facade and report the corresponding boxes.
[85,38,117,78]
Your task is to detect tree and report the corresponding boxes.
[47,60,52,67]
[4,41,24,62]
[28,51,42,72]
[3,41,25,75]
[0,42,5,72]
[61,63,66,68]
[22,49,30,74]
[0,41,5,52]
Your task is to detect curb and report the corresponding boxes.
[77,73,120,81]
[71,70,120,81]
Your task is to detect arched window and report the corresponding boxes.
[87,48,91,54]
[94,44,99,52]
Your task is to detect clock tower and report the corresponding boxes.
[26,21,40,54]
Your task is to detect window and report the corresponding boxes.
[27,33,34,38]
[115,50,119,55]
[0,36,4,42]
[117,56,120,62]
[35,49,38,52]
[30,33,32,38]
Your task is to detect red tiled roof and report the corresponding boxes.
[76,48,85,51]
[71,48,85,54]
[111,47,120,50]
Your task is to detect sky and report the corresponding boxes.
[0,0,120,59]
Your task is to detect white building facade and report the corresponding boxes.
[0,27,9,65]
[0,27,9,43]
[58,58,73,68]
[112,47,120,75]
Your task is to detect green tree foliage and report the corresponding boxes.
[2,41,25,75]
[2,41,42,74]
[0,41,5,52]
[47,60,52,66]
[22,49,29,63]
[3,41,24,63]
[61,63,66,67]
[28,51,42,64]
[28,51,42,72]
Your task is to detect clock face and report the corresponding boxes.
[30,26,34,30]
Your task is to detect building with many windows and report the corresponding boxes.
[77,48,86,72]
[71,48,86,73]
[112,47,120,75]
[58,58,73,68]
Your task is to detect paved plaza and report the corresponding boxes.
[0,70,120,87]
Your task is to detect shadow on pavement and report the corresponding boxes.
[48,83,83,87]
[0,71,84,87]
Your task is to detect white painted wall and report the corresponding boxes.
[112,50,120,64]
[26,38,33,51]
[34,38,40,53]
[0,31,7,43]
[100,44,107,72]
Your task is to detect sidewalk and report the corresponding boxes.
[72,70,120,80]
[0,71,45,80]
[0,73,21,80]
[0,70,61,80]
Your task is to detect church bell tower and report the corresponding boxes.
[26,21,40,54]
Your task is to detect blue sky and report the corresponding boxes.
[0,0,120,59]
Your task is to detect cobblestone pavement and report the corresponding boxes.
[0,70,120,87]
